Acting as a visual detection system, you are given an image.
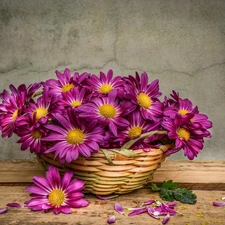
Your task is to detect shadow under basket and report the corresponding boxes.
[37,147,167,195]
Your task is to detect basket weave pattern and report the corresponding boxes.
[38,147,166,195]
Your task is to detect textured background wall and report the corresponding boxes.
[0,0,224,160]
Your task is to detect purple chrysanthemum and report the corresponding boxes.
[87,70,125,97]
[0,83,40,137]
[25,165,89,214]
[161,114,205,160]
[115,110,161,147]
[26,87,63,126]
[44,68,89,98]
[78,90,129,136]
[59,87,86,110]
[124,72,163,121]
[42,110,105,163]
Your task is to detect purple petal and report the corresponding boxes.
[6,203,22,208]
[0,207,8,214]
[142,199,155,206]
[114,202,125,214]
[107,215,116,224]
[128,208,147,216]
[213,201,225,207]
[162,214,170,224]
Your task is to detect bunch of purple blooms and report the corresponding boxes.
[0,69,212,164]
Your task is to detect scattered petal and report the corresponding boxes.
[128,208,147,216]
[213,201,225,207]
[0,207,8,214]
[162,214,170,224]
[141,199,155,206]
[114,202,125,215]
[96,195,118,200]
[107,215,116,224]
[6,203,22,208]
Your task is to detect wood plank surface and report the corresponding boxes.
[0,160,225,224]
[0,187,225,225]
[0,160,224,190]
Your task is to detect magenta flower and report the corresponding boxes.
[162,115,204,159]
[26,87,63,126]
[17,125,48,154]
[44,68,89,98]
[115,110,161,147]
[78,90,129,136]
[0,84,27,137]
[87,70,125,97]
[59,87,86,110]
[124,72,163,121]
[25,165,89,214]
[42,110,105,163]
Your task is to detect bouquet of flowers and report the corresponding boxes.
[0,69,212,194]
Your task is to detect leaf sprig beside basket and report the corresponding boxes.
[0,69,212,195]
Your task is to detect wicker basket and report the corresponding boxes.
[37,131,170,195]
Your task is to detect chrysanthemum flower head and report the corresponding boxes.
[25,165,89,214]
[42,109,105,163]
[124,72,163,121]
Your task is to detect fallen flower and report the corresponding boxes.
[25,165,89,214]
[107,215,116,224]
[114,202,125,215]
[0,207,8,214]
[6,203,22,208]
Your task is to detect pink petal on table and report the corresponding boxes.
[0,207,8,214]
[107,215,116,224]
[213,201,225,207]
[162,214,170,224]
[114,202,125,215]
[6,203,22,208]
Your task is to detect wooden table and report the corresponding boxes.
[0,160,225,225]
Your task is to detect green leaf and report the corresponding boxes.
[160,189,175,202]
[161,180,178,190]
[151,183,161,191]
[173,188,197,204]
[150,180,197,204]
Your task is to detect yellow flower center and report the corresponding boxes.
[99,84,113,94]
[137,93,151,109]
[99,104,116,119]
[31,130,42,139]
[62,83,75,93]
[128,126,143,139]
[71,101,82,107]
[48,189,65,207]
[66,129,85,145]
[12,109,18,120]
[179,109,189,115]
[177,128,190,141]
[33,107,48,121]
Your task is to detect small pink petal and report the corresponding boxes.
[114,202,125,214]
[128,208,147,216]
[162,214,170,224]
[107,215,116,224]
[7,203,22,208]
[141,199,155,206]
[96,195,118,200]
[213,201,225,207]
[0,207,8,214]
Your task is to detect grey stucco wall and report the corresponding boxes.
[0,0,224,160]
